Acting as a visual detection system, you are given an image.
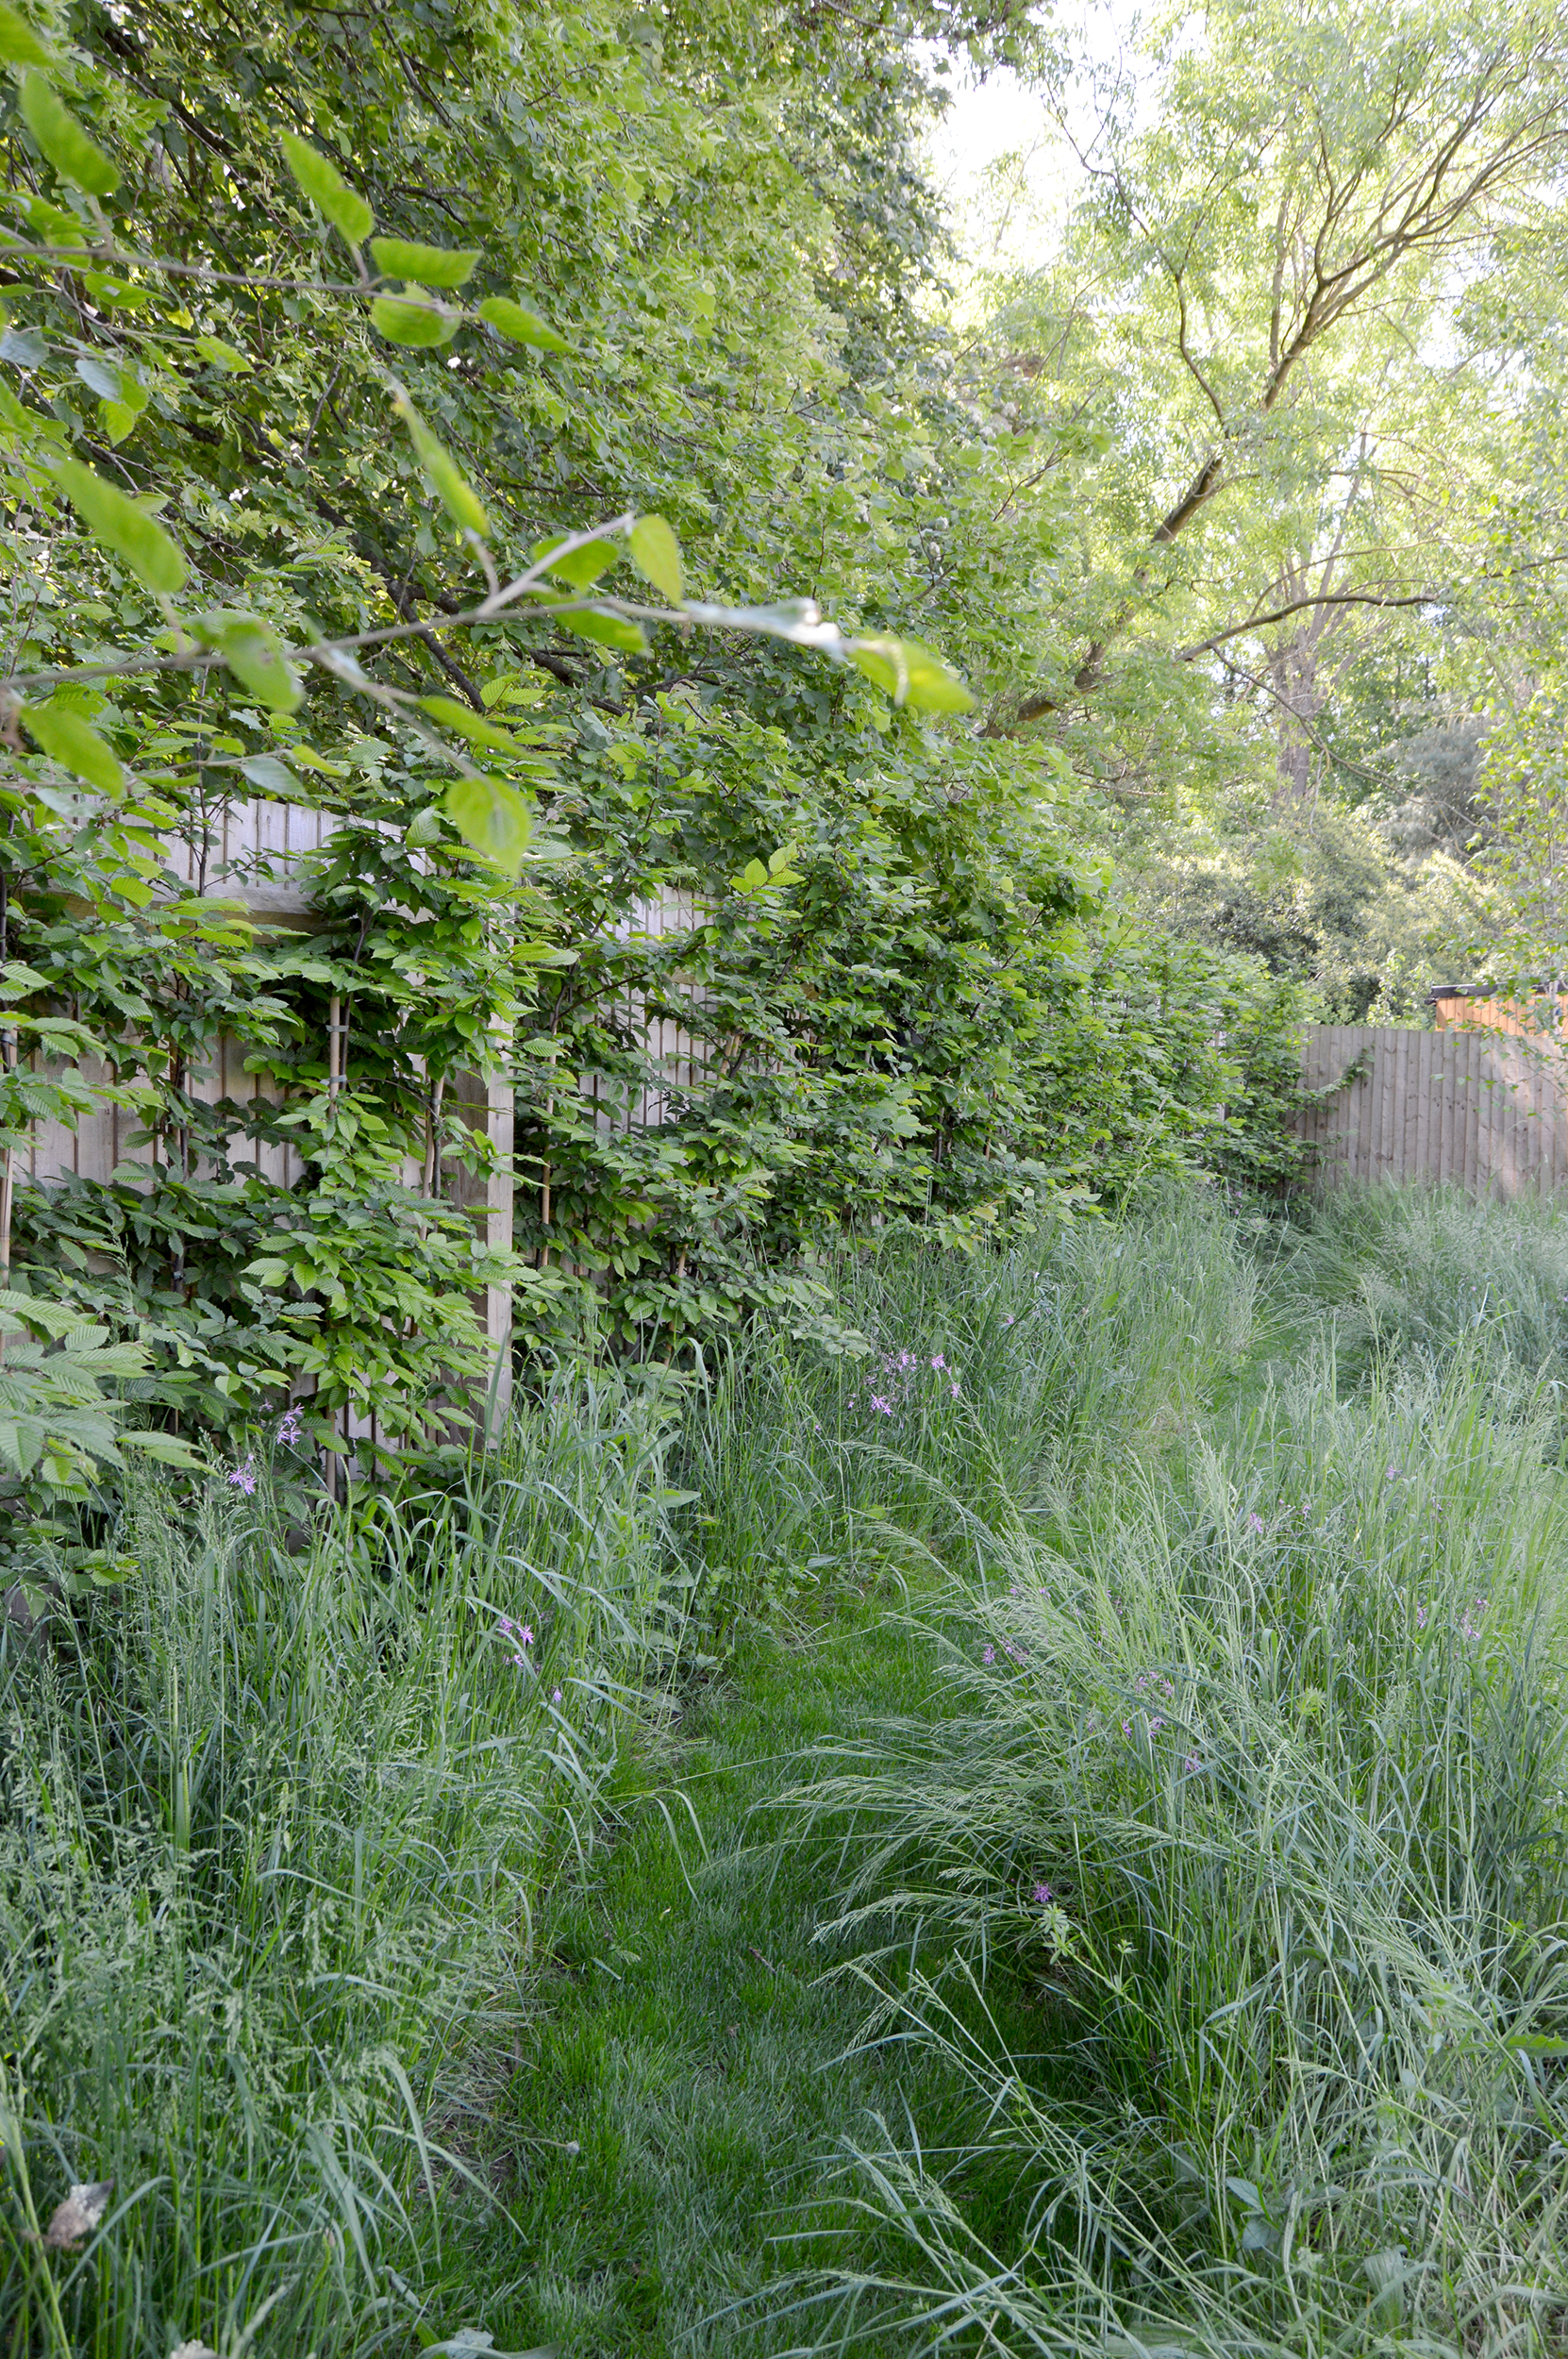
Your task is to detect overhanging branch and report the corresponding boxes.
[1177,586,1443,661]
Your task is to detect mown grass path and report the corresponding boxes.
[493,1600,1020,2357]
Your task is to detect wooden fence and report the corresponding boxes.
[1296,1024,1568,1196]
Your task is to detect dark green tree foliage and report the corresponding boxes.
[522,702,1304,1339]
[0,0,1306,1465]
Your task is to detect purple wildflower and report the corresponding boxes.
[982,1645,995,1665]
[1247,1513,1264,1533]
[1031,1882,1053,1905]
[552,1687,563,1705]
[510,1652,526,1668]
[276,1407,303,1447]
[868,1394,892,1415]
[1386,1465,1402,1481]
[1002,1314,1015,1328]
[519,1624,535,1646]
[498,1615,515,1636]
[1416,1601,1429,1631]
[226,1453,258,1496]
[1149,1715,1165,1732]
[950,1381,959,1397]
[1183,1753,1200,1773]
[931,1353,947,1371]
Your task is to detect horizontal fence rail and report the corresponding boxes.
[1296,1024,1568,1197]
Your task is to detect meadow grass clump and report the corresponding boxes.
[772,1221,1568,2356]
[0,1372,680,2359]
[677,1191,1254,1631]
[1287,1182,1568,1400]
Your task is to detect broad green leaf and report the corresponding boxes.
[75,353,126,402]
[371,295,458,348]
[53,459,188,594]
[405,806,446,847]
[22,699,126,795]
[851,634,975,713]
[0,378,42,433]
[83,273,149,309]
[119,1431,201,1466]
[0,960,51,998]
[238,753,302,797]
[556,607,647,656]
[209,615,302,711]
[100,398,140,446]
[480,674,545,710]
[393,393,488,535]
[193,333,251,372]
[629,514,685,605]
[534,535,617,590]
[278,130,372,247]
[416,695,523,756]
[476,295,570,353]
[20,74,117,197]
[0,4,49,65]
[731,848,797,895]
[12,192,83,250]
[0,1289,79,1338]
[371,236,479,289]
[0,324,48,367]
[444,775,533,875]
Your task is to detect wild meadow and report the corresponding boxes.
[4,1184,1566,2357]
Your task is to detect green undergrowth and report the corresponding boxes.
[757,1193,1568,2357]
[484,1607,1045,2356]
[0,1375,687,2359]
[7,1185,1568,2358]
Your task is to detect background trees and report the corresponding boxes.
[943,0,1568,1010]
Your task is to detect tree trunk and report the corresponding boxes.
[1267,627,1325,807]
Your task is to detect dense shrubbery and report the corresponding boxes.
[0,0,1311,1517]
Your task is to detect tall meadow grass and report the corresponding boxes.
[678,1196,1254,1631]
[762,1193,1568,2356]
[9,1183,1568,2358]
[0,1373,681,2358]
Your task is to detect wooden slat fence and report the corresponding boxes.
[1296,1024,1568,1196]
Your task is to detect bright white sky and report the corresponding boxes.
[922,3,1157,288]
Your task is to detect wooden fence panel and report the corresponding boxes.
[1297,1025,1568,1197]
